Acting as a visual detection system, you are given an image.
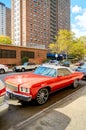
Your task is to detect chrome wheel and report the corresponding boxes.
[73,79,79,88]
[36,88,49,105]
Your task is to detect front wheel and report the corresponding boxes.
[73,79,79,88]
[35,88,49,105]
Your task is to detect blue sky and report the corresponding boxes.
[71,0,86,37]
[0,0,11,8]
[0,0,86,38]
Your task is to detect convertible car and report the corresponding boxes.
[5,64,84,105]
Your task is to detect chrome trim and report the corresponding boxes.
[7,90,32,102]
[5,83,18,91]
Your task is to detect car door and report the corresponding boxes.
[26,62,32,70]
[27,63,35,70]
[52,68,73,92]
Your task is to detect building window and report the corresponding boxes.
[21,51,34,58]
[0,49,16,58]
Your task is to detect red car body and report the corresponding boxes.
[0,80,9,115]
[5,64,84,105]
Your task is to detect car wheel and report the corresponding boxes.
[73,79,79,88]
[0,69,5,74]
[35,88,49,105]
[21,68,25,72]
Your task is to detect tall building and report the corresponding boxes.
[57,0,70,31]
[49,0,70,43]
[11,0,50,48]
[0,2,11,37]
[12,0,70,48]
[0,2,6,35]
[6,7,11,37]
[50,0,58,43]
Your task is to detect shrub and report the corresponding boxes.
[21,57,29,64]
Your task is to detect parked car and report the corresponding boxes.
[0,80,9,116]
[75,60,84,66]
[5,64,83,105]
[13,62,39,72]
[45,60,59,65]
[76,63,86,79]
[0,64,8,74]
[60,61,71,67]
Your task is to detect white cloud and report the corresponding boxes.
[72,5,82,13]
[71,7,86,37]
[75,12,86,28]
[71,24,86,37]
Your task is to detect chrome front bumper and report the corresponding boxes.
[7,90,32,102]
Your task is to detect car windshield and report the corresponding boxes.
[23,62,28,66]
[34,66,57,77]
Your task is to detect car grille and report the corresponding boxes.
[5,83,18,91]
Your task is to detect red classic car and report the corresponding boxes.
[5,64,84,105]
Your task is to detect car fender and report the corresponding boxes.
[30,83,51,99]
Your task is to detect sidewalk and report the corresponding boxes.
[9,86,86,130]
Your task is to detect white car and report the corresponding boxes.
[0,80,9,116]
[13,62,39,72]
[0,64,9,74]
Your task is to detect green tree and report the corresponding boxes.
[69,38,86,60]
[49,29,75,58]
[79,36,86,48]
[0,35,12,44]
[49,29,86,60]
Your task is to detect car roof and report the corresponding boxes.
[41,64,72,70]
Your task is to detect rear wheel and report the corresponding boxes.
[35,88,49,105]
[73,79,79,88]
[0,69,5,74]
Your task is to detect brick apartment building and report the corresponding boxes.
[11,0,70,48]
[6,7,11,37]
[57,0,70,31]
[11,0,50,48]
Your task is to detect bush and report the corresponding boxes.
[21,57,29,64]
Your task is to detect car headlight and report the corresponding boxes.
[20,86,30,93]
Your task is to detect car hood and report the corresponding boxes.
[5,73,51,87]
